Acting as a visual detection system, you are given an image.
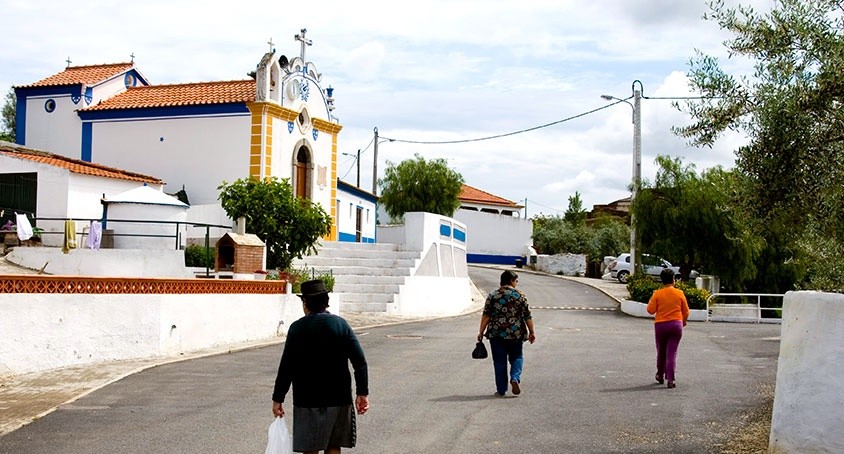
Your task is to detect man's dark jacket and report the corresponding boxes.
[272,311,368,407]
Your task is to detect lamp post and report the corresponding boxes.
[342,150,360,187]
[371,127,394,196]
[601,80,643,276]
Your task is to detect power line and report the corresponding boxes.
[379,100,627,145]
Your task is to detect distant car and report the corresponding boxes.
[607,253,696,284]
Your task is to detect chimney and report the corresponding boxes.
[235,217,247,235]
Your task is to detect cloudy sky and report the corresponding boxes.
[1,0,773,216]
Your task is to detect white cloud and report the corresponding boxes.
[0,0,769,215]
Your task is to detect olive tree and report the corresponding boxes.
[676,0,844,290]
[217,177,332,271]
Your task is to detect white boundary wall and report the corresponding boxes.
[769,291,844,453]
[0,290,326,376]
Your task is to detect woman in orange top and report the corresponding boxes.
[646,268,690,389]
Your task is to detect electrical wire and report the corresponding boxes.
[378,100,628,145]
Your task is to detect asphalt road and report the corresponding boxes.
[0,268,781,453]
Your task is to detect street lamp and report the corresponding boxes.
[602,80,643,276]
[342,150,360,187]
[371,127,394,196]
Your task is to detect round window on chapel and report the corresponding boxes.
[45,99,56,113]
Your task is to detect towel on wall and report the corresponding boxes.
[15,213,33,241]
[62,220,77,254]
[87,221,102,250]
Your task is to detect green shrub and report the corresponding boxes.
[627,274,661,303]
[185,244,215,268]
[628,274,711,310]
[676,282,711,310]
[285,266,335,293]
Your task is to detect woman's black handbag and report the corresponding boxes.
[472,341,488,359]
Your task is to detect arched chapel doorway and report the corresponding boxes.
[293,145,312,200]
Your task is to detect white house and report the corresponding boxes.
[0,140,165,247]
[335,179,377,243]
[453,184,534,265]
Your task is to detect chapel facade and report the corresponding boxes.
[14,30,343,240]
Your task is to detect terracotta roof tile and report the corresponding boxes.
[459,184,519,207]
[0,141,163,184]
[82,80,256,111]
[20,63,134,87]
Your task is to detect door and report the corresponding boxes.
[355,206,363,242]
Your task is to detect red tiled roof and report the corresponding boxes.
[20,63,134,87]
[0,141,164,184]
[82,80,256,111]
[459,184,519,207]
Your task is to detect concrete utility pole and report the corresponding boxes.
[631,81,642,276]
[601,80,643,275]
[373,127,379,196]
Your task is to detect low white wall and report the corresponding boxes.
[392,276,472,316]
[536,253,587,276]
[6,247,193,278]
[620,300,708,322]
[453,209,532,257]
[0,291,304,376]
[770,291,844,453]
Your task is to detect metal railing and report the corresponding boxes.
[31,217,231,250]
[705,293,785,323]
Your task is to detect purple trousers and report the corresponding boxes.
[654,320,683,381]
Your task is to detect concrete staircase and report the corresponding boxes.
[291,241,421,313]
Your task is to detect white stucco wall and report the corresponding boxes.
[6,248,193,278]
[770,291,844,454]
[23,94,82,158]
[106,203,188,250]
[393,277,472,316]
[90,115,251,205]
[0,291,303,376]
[453,209,532,263]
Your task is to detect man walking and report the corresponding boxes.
[272,279,370,454]
[477,270,536,396]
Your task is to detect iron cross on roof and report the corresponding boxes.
[294,28,312,61]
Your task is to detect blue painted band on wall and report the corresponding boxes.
[453,228,466,242]
[15,93,26,144]
[81,122,93,161]
[78,103,250,121]
[338,232,375,243]
[16,85,79,98]
[467,253,523,265]
[439,224,451,237]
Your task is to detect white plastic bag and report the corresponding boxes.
[265,416,293,454]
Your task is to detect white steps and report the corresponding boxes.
[291,241,420,313]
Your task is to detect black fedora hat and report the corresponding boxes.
[298,279,329,297]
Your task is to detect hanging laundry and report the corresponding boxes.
[87,221,102,250]
[62,220,77,254]
[15,213,33,241]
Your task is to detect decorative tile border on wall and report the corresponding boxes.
[0,275,288,294]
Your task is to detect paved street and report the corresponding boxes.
[0,267,781,453]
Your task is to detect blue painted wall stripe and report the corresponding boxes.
[338,232,375,243]
[453,228,466,242]
[467,253,523,265]
[81,122,93,161]
[78,103,250,121]
[15,92,26,144]
[439,224,451,237]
